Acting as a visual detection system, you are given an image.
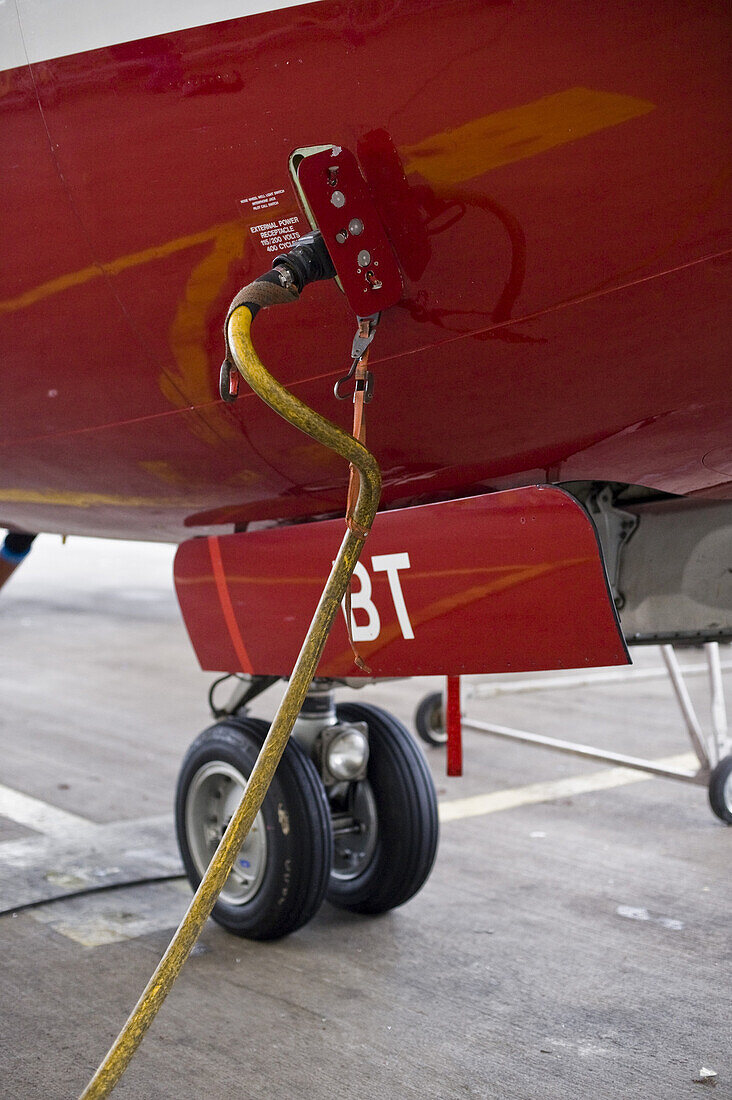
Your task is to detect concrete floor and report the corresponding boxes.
[0,536,730,1100]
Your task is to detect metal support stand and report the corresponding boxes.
[660,643,730,772]
[416,644,732,822]
[461,644,729,788]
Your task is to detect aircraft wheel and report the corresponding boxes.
[175,716,332,939]
[326,702,439,914]
[414,690,447,746]
[708,755,732,825]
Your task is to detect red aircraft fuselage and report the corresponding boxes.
[2,0,730,547]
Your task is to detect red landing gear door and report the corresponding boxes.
[174,487,629,678]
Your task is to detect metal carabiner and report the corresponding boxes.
[333,357,360,400]
[219,357,240,403]
[333,313,380,400]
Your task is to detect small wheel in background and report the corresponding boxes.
[326,702,439,914]
[708,755,732,825]
[175,716,332,939]
[414,690,447,746]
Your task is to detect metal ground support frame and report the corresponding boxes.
[452,643,732,812]
[660,644,730,772]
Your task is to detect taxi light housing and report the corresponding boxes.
[322,724,369,783]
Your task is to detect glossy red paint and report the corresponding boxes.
[1,0,730,542]
[174,487,629,676]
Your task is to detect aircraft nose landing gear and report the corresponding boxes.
[174,683,439,938]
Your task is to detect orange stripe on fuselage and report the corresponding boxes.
[207,536,254,675]
[0,87,656,316]
[0,222,232,315]
[402,86,655,185]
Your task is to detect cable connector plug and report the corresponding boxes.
[271,231,336,292]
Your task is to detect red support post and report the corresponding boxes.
[446,674,462,777]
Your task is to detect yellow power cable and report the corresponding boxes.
[79,304,381,1098]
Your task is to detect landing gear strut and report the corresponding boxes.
[175,681,439,938]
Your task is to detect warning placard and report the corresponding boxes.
[240,188,286,213]
[250,215,305,255]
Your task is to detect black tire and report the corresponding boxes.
[414,691,447,746]
[175,716,332,939]
[708,755,732,825]
[326,702,439,914]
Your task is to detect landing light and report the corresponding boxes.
[326,728,369,781]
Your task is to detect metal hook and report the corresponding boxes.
[219,358,240,403]
[333,358,360,400]
[334,313,380,400]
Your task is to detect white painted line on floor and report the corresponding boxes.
[438,752,699,822]
[0,783,95,837]
[28,880,192,948]
[0,813,182,913]
[9,752,703,947]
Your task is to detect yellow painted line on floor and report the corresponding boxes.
[438,753,698,822]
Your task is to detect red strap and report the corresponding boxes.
[344,329,373,672]
[345,356,369,524]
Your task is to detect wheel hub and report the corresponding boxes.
[185,760,268,905]
[329,780,378,881]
